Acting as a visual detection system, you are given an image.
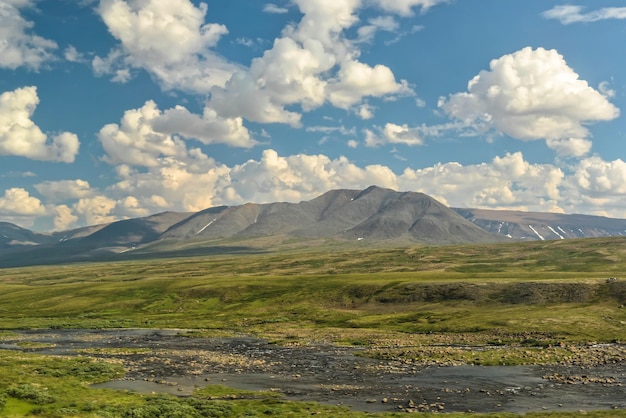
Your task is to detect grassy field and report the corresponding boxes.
[1,236,626,416]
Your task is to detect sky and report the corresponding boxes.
[1,0,626,232]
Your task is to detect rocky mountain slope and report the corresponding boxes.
[454,208,626,241]
[160,186,498,244]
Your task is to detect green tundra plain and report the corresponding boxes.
[1,236,626,417]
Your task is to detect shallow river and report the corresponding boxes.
[2,329,625,414]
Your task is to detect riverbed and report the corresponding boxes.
[1,329,625,414]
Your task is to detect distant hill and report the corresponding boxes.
[454,208,626,241]
[2,186,626,267]
[0,222,50,248]
[159,186,499,245]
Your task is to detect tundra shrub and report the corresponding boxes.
[6,383,55,405]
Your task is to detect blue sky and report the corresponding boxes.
[1,0,625,232]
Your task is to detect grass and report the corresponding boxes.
[1,237,626,343]
[1,237,626,416]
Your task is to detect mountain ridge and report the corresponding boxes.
[1,186,625,267]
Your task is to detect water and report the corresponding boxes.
[3,329,625,413]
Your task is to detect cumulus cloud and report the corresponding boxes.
[151,106,256,148]
[52,205,79,231]
[221,149,399,203]
[329,61,412,109]
[0,187,46,216]
[0,86,80,162]
[439,47,620,157]
[364,123,423,147]
[574,157,626,195]
[92,0,419,125]
[98,100,253,167]
[545,138,592,158]
[542,5,626,24]
[0,0,58,70]
[94,0,238,92]
[35,179,94,202]
[209,0,412,124]
[398,152,565,212]
[108,157,229,213]
[98,101,191,167]
[73,195,118,226]
[557,157,626,217]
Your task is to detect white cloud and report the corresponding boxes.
[35,179,94,202]
[263,3,289,14]
[558,157,626,217]
[371,0,448,16]
[329,61,412,109]
[151,106,256,148]
[95,0,238,93]
[574,157,626,195]
[224,149,398,203]
[209,0,413,125]
[0,86,80,163]
[439,47,620,157]
[598,81,616,98]
[0,0,58,70]
[357,15,399,43]
[546,137,592,158]
[356,103,375,119]
[92,0,420,126]
[98,101,192,167]
[74,195,118,226]
[98,100,253,168]
[398,152,564,211]
[235,37,254,47]
[218,34,335,120]
[305,125,356,136]
[364,123,423,147]
[542,5,626,24]
[0,187,46,216]
[108,157,229,213]
[52,205,78,231]
[64,45,87,63]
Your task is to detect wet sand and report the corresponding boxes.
[2,329,625,414]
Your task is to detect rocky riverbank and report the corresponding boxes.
[2,329,626,414]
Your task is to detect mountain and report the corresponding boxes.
[453,208,626,241]
[0,187,501,267]
[2,186,626,268]
[0,222,50,248]
[71,211,192,249]
[159,186,500,244]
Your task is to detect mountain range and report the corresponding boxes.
[2,186,625,267]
